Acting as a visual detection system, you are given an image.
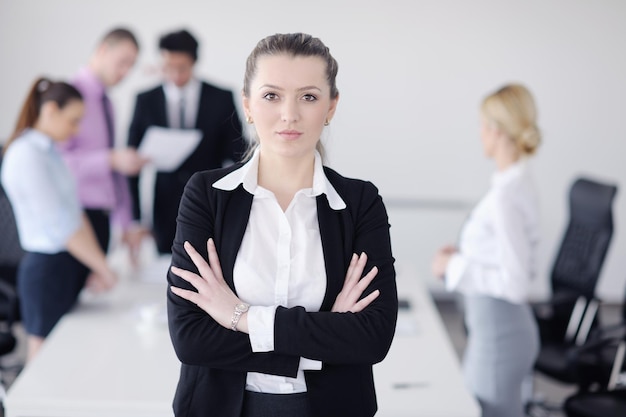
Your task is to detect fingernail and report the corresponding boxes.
[352,253,358,261]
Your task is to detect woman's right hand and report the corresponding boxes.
[86,267,118,293]
[332,252,380,313]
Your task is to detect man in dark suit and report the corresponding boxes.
[127,29,245,254]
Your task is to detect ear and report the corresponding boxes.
[325,94,340,123]
[40,101,60,119]
[241,90,251,120]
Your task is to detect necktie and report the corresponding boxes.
[102,93,114,147]
[102,92,124,210]
[179,96,186,129]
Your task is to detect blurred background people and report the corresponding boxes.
[127,28,245,255]
[431,84,542,417]
[1,78,117,361]
[58,27,149,266]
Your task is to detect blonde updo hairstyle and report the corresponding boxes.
[481,84,541,156]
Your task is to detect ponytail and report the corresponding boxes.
[3,77,82,154]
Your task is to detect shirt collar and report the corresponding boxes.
[213,147,346,211]
[75,66,107,97]
[24,128,54,151]
[491,158,528,187]
[164,77,200,100]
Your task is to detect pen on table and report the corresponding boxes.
[393,381,429,389]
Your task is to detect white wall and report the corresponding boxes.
[1,0,625,301]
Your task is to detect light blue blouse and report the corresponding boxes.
[1,129,82,253]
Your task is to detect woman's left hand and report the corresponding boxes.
[170,239,243,330]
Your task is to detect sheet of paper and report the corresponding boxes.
[137,126,202,172]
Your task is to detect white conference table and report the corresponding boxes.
[5,260,479,417]
[374,264,480,417]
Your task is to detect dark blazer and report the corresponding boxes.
[167,164,398,417]
[127,81,246,253]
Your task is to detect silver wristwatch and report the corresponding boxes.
[230,303,250,332]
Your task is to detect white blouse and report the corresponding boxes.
[445,160,540,304]
[1,129,82,253]
[212,148,346,394]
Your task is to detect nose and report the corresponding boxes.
[281,99,300,123]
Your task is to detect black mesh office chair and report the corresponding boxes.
[527,178,618,416]
[564,336,626,417]
[0,159,23,401]
[0,157,23,321]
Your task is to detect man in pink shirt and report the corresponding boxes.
[59,28,148,266]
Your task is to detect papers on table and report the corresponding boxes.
[137,126,202,172]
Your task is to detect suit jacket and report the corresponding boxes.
[167,164,398,417]
[127,81,245,251]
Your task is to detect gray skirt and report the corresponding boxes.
[462,295,539,417]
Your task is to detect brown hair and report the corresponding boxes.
[3,77,83,154]
[243,33,339,159]
[481,83,541,155]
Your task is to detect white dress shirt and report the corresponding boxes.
[213,147,346,394]
[1,129,82,253]
[163,78,201,129]
[445,160,540,304]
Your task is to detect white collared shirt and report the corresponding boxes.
[445,160,540,304]
[213,147,346,394]
[1,129,82,253]
[163,78,201,129]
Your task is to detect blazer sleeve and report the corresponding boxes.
[217,91,246,164]
[274,181,398,365]
[167,172,300,377]
[126,94,148,222]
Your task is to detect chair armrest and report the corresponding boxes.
[532,292,582,319]
[0,278,18,326]
[588,323,626,345]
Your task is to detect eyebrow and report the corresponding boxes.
[258,84,322,92]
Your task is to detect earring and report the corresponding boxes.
[324,119,330,126]
[246,116,253,124]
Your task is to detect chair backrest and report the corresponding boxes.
[0,158,24,269]
[551,177,617,299]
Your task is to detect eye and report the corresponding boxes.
[263,92,278,101]
[302,94,317,102]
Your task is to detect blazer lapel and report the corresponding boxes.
[193,82,209,129]
[215,186,253,291]
[317,195,348,311]
[155,86,168,127]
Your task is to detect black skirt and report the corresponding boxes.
[241,391,312,417]
[17,251,89,337]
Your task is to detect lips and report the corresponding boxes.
[277,130,303,140]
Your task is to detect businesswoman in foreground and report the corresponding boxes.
[167,33,398,417]
[432,84,541,417]
[1,78,117,361]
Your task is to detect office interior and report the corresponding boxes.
[0,1,625,416]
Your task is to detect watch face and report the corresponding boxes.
[236,303,249,312]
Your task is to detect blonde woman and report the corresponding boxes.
[432,84,541,417]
